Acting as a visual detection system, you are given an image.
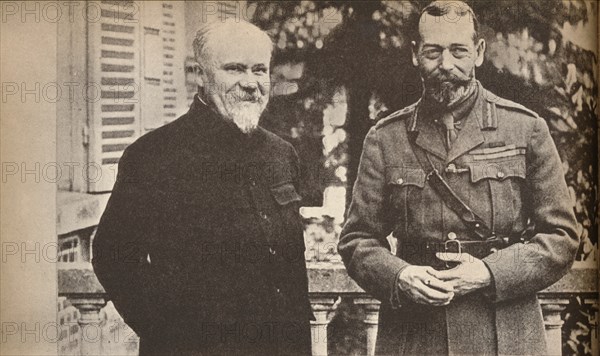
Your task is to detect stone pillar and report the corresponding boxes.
[354,298,381,356]
[309,297,337,356]
[540,298,569,356]
[70,297,107,356]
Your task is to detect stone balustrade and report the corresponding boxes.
[58,263,597,356]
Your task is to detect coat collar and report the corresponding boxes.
[409,81,494,163]
[183,95,266,149]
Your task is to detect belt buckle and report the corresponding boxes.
[443,240,462,268]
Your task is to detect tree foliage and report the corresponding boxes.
[251,0,597,249]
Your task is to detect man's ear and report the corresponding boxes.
[474,38,486,67]
[194,63,206,87]
[411,40,419,67]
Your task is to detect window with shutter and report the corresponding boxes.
[87,0,141,192]
[140,1,187,133]
[87,1,187,192]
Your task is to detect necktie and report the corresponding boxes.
[441,112,458,150]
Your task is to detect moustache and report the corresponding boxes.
[425,71,471,85]
[230,93,263,103]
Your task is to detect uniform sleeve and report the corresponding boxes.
[338,127,410,303]
[482,117,579,302]
[92,148,161,336]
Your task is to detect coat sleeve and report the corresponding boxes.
[92,147,160,337]
[482,117,579,302]
[338,127,409,303]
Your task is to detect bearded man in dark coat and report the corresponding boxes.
[338,2,579,355]
[93,19,312,356]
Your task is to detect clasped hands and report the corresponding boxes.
[397,253,492,306]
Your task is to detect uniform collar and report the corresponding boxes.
[410,81,488,163]
[419,80,478,124]
[409,80,496,132]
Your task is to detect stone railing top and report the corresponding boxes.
[57,191,110,235]
[59,262,597,299]
[307,262,597,296]
[58,263,105,297]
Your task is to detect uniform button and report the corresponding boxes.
[475,223,480,228]
[447,232,457,240]
[275,288,281,293]
[259,211,268,219]
[396,178,404,185]
[269,247,276,255]
[497,171,505,178]
[249,179,256,186]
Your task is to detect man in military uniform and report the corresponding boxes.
[338,2,579,355]
[93,20,312,355]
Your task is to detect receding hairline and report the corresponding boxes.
[414,1,479,44]
[193,20,274,67]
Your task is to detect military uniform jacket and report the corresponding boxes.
[93,97,312,356]
[338,82,579,355]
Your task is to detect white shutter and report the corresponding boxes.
[87,0,142,192]
[87,1,187,192]
[140,1,187,132]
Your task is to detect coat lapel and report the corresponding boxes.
[445,94,485,164]
[413,106,448,161]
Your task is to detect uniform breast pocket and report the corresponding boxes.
[386,166,427,236]
[386,166,427,207]
[466,155,526,234]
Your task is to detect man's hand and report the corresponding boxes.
[397,265,455,306]
[429,252,492,298]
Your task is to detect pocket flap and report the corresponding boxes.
[386,167,426,188]
[270,183,302,205]
[468,156,526,183]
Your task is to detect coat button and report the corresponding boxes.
[249,179,256,186]
[396,178,404,185]
[269,247,276,255]
[447,232,457,240]
[259,211,268,219]
[497,171,505,178]
[275,288,281,293]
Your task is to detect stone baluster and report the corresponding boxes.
[585,298,598,356]
[309,297,338,356]
[539,298,570,356]
[354,298,380,356]
[69,297,107,356]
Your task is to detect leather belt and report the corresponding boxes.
[398,238,510,269]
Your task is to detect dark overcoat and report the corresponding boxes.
[338,82,579,355]
[92,97,313,356]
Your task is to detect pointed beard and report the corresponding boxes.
[226,100,265,134]
[426,81,471,106]
[423,69,475,107]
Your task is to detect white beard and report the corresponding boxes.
[224,97,266,134]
